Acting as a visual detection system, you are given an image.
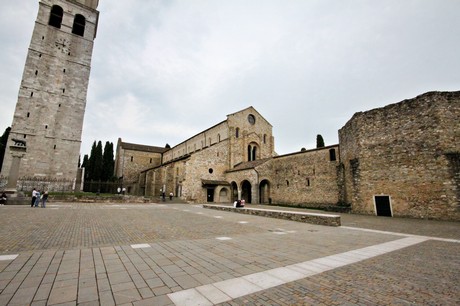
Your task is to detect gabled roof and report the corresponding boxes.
[226,106,273,127]
[120,141,168,153]
[227,158,272,172]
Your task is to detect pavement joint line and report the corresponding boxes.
[167,236,429,306]
[341,226,460,243]
[0,254,18,261]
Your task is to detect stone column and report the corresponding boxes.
[6,152,25,192]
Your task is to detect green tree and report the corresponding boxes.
[316,134,325,148]
[0,127,11,172]
[81,154,89,179]
[92,141,104,181]
[87,141,97,180]
[101,141,115,181]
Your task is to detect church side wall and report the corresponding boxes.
[258,146,340,207]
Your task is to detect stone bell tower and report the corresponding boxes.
[1,0,100,188]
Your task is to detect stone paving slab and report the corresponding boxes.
[0,202,458,305]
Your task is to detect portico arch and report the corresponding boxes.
[241,180,252,203]
[259,179,271,204]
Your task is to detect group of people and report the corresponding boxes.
[233,199,246,208]
[31,188,48,208]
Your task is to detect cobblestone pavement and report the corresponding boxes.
[0,202,458,305]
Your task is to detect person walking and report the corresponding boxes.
[34,190,41,207]
[41,191,48,208]
[31,188,37,207]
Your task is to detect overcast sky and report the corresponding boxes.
[1,0,459,157]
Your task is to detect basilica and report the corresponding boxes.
[115,92,460,221]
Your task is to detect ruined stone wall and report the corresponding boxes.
[339,91,460,221]
[256,146,340,208]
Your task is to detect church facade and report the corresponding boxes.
[116,92,460,221]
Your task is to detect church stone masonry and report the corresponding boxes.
[1,0,99,189]
[117,91,459,221]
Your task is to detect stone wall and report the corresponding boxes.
[258,146,340,208]
[339,91,460,221]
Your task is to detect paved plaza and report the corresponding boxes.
[0,202,458,305]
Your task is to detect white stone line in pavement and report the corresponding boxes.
[341,226,460,243]
[131,244,151,249]
[167,236,429,306]
[238,221,248,224]
[216,237,232,241]
[0,255,18,261]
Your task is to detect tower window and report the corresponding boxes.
[54,145,57,150]
[35,70,38,76]
[130,156,133,162]
[27,112,30,118]
[30,92,34,97]
[236,128,240,138]
[72,14,86,37]
[62,88,65,94]
[49,5,63,29]
[63,69,66,73]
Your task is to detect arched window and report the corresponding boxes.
[247,144,258,161]
[235,128,240,138]
[72,14,86,36]
[49,5,63,29]
[263,134,267,144]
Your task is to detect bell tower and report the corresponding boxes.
[1,0,100,187]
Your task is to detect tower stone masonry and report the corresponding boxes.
[1,0,99,187]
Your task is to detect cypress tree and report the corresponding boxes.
[102,141,115,181]
[87,141,97,180]
[316,134,325,148]
[93,141,104,181]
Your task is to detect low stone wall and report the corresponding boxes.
[203,204,341,227]
[4,195,153,205]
